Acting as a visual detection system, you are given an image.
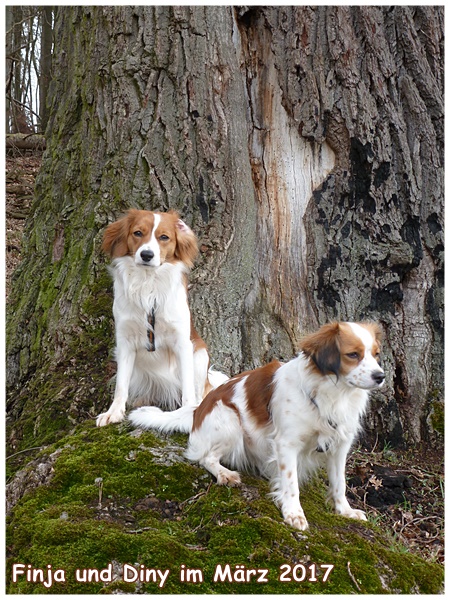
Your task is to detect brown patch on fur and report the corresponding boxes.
[191,321,207,351]
[192,373,247,431]
[102,211,141,258]
[191,321,214,398]
[301,321,383,377]
[300,322,341,376]
[360,321,383,342]
[202,379,213,398]
[360,322,383,359]
[101,209,198,267]
[244,360,283,427]
[170,212,198,268]
[193,360,282,432]
[192,360,282,431]
[336,323,366,376]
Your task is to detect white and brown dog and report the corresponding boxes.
[129,321,385,530]
[96,209,227,427]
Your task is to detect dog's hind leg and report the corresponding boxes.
[186,401,243,486]
[200,453,242,486]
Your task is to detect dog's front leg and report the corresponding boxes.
[327,443,367,521]
[193,346,210,402]
[275,442,309,530]
[96,347,136,426]
[175,338,197,406]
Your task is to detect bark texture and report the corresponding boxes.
[6,6,443,453]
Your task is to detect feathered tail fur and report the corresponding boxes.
[128,405,195,433]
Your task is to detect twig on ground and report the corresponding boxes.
[347,561,362,592]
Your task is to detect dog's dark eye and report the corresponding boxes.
[159,235,170,241]
[346,352,359,360]
[133,231,143,238]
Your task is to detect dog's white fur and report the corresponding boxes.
[129,321,385,530]
[96,209,227,427]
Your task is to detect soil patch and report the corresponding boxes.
[347,446,443,564]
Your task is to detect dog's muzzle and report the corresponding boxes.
[372,370,385,386]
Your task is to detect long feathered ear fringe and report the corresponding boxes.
[300,322,341,377]
[102,214,130,258]
[361,321,384,344]
[171,212,199,269]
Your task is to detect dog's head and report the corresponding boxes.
[300,321,385,390]
[102,209,198,268]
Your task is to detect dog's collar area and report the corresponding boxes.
[147,308,156,352]
[309,391,319,410]
[309,391,337,427]
[309,391,337,452]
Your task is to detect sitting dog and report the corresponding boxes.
[96,209,227,427]
[129,321,385,530]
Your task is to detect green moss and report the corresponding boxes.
[429,399,444,435]
[6,260,114,461]
[6,422,444,594]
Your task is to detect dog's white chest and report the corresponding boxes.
[111,259,190,351]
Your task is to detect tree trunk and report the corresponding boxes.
[39,6,53,132]
[5,6,14,130]
[6,6,443,454]
[9,6,25,133]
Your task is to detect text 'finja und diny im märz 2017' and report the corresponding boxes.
[11,562,335,588]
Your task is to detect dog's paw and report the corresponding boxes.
[339,508,367,521]
[96,410,125,427]
[217,469,242,487]
[284,513,309,531]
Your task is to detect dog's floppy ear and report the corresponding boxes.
[102,214,130,258]
[362,321,384,344]
[300,322,341,377]
[171,212,198,269]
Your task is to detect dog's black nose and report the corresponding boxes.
[372,371,385,385]
[140,250,154,263]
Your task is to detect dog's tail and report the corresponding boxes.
[128,405,194,434]
[208,368,229,389]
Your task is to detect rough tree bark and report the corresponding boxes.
[6,6,443,455]
[39,6,53,132]
[5,5,14,130]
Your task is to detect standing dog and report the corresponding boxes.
[96,209,227,427]
[129,321,385,530]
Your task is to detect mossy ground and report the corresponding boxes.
[6,421,443,594]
